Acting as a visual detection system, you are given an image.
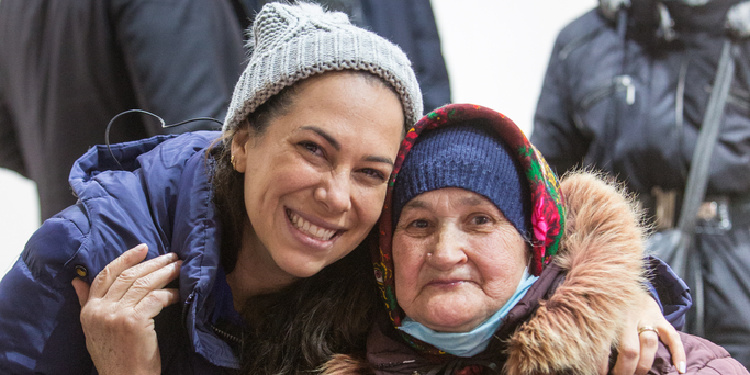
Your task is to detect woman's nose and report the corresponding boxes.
[313,172,352,213]
[427,225,468,269]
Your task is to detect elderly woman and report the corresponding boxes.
[323,104,749,374]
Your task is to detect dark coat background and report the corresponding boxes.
[0,0,247,220]
[531,0,750,365]
[0,0,450,222]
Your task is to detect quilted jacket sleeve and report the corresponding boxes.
[651,332,750,374]
[645,256,692,330]
[0,207,94,374]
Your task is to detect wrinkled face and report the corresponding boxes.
[232,71,404,279]
[393,188,528,332]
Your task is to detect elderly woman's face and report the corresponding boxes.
[393,187,528,332]
[232,71,404,279]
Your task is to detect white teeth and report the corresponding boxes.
[289,211,336,241]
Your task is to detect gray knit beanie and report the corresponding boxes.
[222,1,423,133]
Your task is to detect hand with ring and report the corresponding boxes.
[637,326,659,336]
[610,291,686,375]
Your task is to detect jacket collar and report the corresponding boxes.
[70,131,239,368]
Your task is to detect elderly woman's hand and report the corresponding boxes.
[71,244,181,375]
[608,290,686,375]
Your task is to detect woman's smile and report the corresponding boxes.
[424,276,473,289]
[286,208,342,243]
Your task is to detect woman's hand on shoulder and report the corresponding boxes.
[610,291,686,375]
[71,244,181,375]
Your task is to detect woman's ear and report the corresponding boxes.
[231,128,250,172]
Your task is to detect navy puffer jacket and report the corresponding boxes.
[0,131,239,374]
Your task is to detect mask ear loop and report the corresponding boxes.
[104,109,223,169]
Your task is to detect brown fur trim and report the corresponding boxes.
[505,172,648,375]
[319,354,374,375]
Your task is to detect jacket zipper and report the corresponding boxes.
[579,74,636,111]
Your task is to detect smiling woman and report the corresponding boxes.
[0,3,422,375]
[229,71,404,291]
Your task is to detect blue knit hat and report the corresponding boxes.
[391,123,530,237]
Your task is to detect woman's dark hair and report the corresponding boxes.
[238,232,380,374]
[210,82,298,273]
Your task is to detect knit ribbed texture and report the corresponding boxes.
[392,124,530,237]
[222,2,423,132]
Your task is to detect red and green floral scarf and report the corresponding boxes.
[372,103,566,354]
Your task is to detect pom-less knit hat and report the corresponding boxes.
[391,125,530,238]
[222,2,423,132]
[373,104,566,355]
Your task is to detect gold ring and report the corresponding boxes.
[637,326,658,335]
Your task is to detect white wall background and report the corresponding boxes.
[0,0,596,276]
[432,0,596,130]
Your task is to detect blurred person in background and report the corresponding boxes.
[0,0,247,221]
[0,0,450,223]
[531,0,750,366]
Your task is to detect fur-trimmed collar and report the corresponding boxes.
[322,171,648,375]
[501,171,647,375]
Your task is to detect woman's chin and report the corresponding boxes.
[269,238,355,279]
[279,260,325,278]
[409,294,488,332]
[268,252,326,280]
[419,308,484,333]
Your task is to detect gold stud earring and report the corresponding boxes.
[231,155,236,169]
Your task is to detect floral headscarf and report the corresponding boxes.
[371,104,566,354]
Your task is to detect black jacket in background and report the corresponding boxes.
[531,0,750,198]
[530,0,750,366]
[0,0,246,220]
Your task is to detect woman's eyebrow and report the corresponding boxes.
[404,195,487,210]
[365,155,394,165]
[300,125,394,165]
[459,196,486,206]
[403,200,429,210]
[301,125,339,150]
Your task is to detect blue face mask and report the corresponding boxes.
[399,265,539,357]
